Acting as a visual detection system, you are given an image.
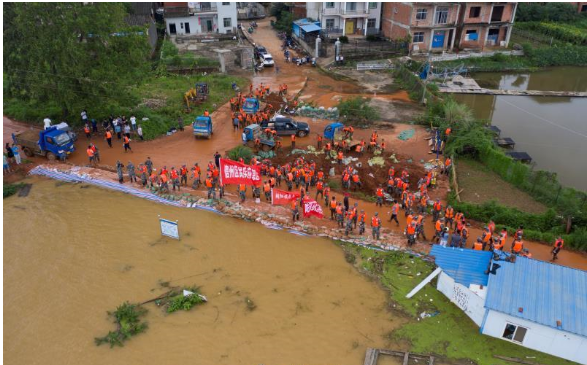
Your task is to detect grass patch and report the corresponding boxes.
[95,302,148,348]
[3,183,25,198]
[339,243,577,365]
[457,158,547,214]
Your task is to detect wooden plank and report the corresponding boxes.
[494,355,548,365]
[378,349,405,357]
[403,352,410,365]
[363,348,379,365]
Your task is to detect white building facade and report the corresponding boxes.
[165,2,237,36]
[306,2,382,36]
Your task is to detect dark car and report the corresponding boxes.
[254,45,268,58]
[260,117,310,137]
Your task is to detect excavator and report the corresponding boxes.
[184,83,209,112]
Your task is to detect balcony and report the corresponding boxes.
[322,5,369,17]
[190,3,217,14]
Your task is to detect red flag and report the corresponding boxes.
[271,188,300,205]
[219,158,261,186]
[303,199,324,218]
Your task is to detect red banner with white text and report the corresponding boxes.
[271,188,300,206]
[219,158,261,186]
[303,199,324,218]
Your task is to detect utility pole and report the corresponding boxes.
[421,54,431,105]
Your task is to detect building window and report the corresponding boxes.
[346,2,357,12]
[325,2,334,8]
[369,2,377,9]
[469,6,481,18]
[413,32,424,43]
[222,2,230,5]
[223,17,231,27]
[367,18,376,28]
[465,29,478,41]
[435,7,449,24]
[415,8,427,20]
[492,5,504,22]
[581,4,587,12]
[325,19,335,29]
[502,323,528,344]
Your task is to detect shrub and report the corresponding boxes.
[337,97,379,126]
[3,183,24,198]
[95,302,148,348]
[227,145,253,163]
[339,36,349,43]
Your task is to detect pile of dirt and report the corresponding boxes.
[270,147,427,198]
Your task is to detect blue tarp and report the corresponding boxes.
[301,23,321,33]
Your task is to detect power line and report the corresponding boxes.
[497,96,587,140]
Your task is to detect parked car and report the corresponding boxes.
[260,116,310,137]
[259,53,274,67]
[254,45,268,58]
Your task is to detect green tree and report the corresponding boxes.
[516,3,579,22]
[337,97,379,126]
[3,2,150,119]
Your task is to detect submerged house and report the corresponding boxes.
[429,246,587,364]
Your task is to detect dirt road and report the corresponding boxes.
[4,18,586,270]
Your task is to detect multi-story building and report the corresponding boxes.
[306,2,382,37]
[164,2,237,36]
[381,2,517,53]
[456,3,517,50]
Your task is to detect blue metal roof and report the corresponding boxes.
[301,23,321,33]
[430,246,493,287]
[486,257,587,337]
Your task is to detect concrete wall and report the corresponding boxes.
[437,272,487,327]
[381,2,412,39]
[482,310,587,365]
[408,3,460,27]
[165,2,236,35]
[306,2,321,20]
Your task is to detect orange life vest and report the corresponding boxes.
[371,217,380,227]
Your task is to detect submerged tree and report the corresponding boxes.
[3,3,150,118]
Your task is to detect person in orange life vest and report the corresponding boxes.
[432,199,442,222]
[170,167,180,191]
[444,127,451,142]
[342,172,351,189]
[337,151,343,165]
[291,198,300,222]
[84,124,91,139]
[315,180,324,200]
[204,109,210,117]
[460,226,469,247]
[263,181,271,201]
[179,165,188,186]
[336,203,344,227]
[371,212,381,240]
[444,206,454,227]
[104,129,113,148]
[159,170,169,192]
[304,173,311,191]
[325,142,331,153]
[317,134,323,150]
[493,233,506,251]
[149,169,158,188]
[415,214,427,241]
[329,197,337,220]
[419,194,428,214]
[380,139,386,152]
[481,227,492,250]
[352,173,362,191]
[552,237,564,261]
[406,221,417,246]
[234,183,244,202]
[86,145,95,165]
[511,238,524,254]
[473,237,483,251]
[433,218,444,243]
[191,163,201,189]
[487,220,495,235]
[299,187,306,207]
[90,143,100,163]
[443,157,452,175]
[514,225,524,241]
[123,135,132,153]
[376,186,384,207]
[387,200,400,226]
[521,248,532,258]
[344,210,354,236]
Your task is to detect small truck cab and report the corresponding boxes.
[13,126,75,161]
[244,124,275,151]
[193,116,213,139]
[242,98,260,115]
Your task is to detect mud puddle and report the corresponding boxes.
[4,176,401,365]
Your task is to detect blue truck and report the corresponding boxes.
[12,126,75,161]
[192,116,213,139]
[242,97,261,115]
[244,124,275,151]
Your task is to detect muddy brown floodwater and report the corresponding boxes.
[4,176,403,365]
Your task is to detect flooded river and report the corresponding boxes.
[4,177,400,365]
[454,66,587,191]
